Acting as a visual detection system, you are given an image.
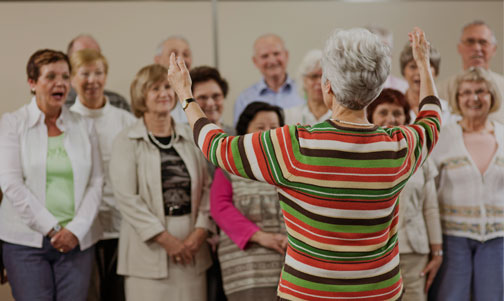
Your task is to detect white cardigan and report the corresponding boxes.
[432,121,504,242]
[0,98,103,250]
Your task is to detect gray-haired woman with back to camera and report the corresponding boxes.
[168,27,442,300]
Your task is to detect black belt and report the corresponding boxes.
[165,203,191,216]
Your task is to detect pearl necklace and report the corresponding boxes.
[330,118,375,127]
[148,131,174,149]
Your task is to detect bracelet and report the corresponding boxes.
[432,250,443,257]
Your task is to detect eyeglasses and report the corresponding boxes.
[461,38,493,48]
[304,73,322,81]
[457,89,490,99]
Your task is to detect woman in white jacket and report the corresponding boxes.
[0,49,103,301]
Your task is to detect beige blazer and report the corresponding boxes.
[110,118,214,279]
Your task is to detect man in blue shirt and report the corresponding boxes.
[233,34,305,124]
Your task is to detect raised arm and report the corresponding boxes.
[403,28,442,170]
[167,53,293,186]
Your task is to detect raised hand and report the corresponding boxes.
[167,53,193,101]
[408,27,431,67]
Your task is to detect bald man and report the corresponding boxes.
[233,34,304,124]
[65,34,131,112]
[438,21,504,123]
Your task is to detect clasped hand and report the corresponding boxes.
[50,228,79,253]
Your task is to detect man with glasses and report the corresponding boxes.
[439,20,504,122]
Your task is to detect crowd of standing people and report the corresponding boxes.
[0,19,503,301]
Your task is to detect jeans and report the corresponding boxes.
[3,237,94,301]
[429,235,504,301]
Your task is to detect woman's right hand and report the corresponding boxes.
[408,27,430,67]
[168,53,193,101]
[250,230,288,255]
[154,231,193,265]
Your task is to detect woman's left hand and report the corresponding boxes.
[50,228,79,253]
[168,53,193,101]
[184,228,208,256]
[421,252,443,293]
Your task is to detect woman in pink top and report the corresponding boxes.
[210,102,287,301]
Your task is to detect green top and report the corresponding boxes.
[45,134,75,227]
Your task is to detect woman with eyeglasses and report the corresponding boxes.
[429,67,504,301]
[284,50,330,125]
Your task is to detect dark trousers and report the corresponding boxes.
[3,237,93,301]
[207,236,227,301]
[88,239,125,301]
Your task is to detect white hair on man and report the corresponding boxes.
[155,35,190,56]
[321,28,391,110]
[461,20,497,44]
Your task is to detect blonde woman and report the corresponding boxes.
[110,64,214,301]
[69,49,136,300]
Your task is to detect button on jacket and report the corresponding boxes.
[110,119,214,279]
[0,98,103,250]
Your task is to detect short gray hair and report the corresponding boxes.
[451,66,501,116]
[461,20,497,44]
[155,35,190,56]
[321,28,391,110]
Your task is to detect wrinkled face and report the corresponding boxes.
[72,60,107,105]
[247,111,281,133]
[156,39,192,69]
[145,79,176,115]
[29,61,70,111]
[371,102,407,126]
[457,25,497,70]
[193,80,224,124]
[303,67,323,102]
[253,37,288,80]
[457,80,492,120]
[403,60,437,94]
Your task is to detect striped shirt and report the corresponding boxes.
[194,96,441,300]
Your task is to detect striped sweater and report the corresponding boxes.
[194,96,441,300]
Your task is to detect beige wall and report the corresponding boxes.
[0,1,502,297]
[0,1,502,125]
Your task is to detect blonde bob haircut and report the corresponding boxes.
[450,67,501,116]
[70,49,108,75]
[130,64,172,118]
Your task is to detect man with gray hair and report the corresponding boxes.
[154,36,193,123]
[233,34,304,124]
[66,34,131,112]
[438,21,504,122]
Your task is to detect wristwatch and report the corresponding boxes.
[181,98,196,111]
[432,250,443,257]
[48,224,62,238]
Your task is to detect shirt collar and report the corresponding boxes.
[27,97,69,131]
[70,96,110,118]
[127,117,187,144]
[258,75,294,95]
